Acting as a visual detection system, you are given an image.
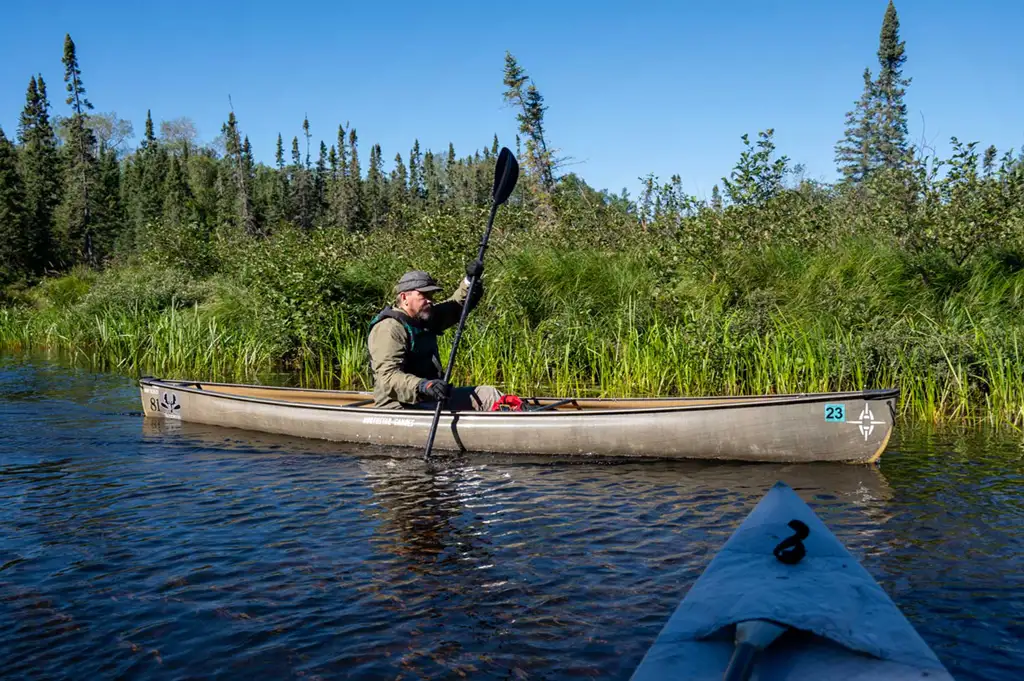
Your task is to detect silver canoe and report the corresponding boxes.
[630,481,954,680]
[138,379,898,463]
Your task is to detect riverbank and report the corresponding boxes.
[2,223,1021,428]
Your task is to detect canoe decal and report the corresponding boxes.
[361,416,417,427]
[824,404,846,422]
[848,403,885,440]
[159,392,181,419]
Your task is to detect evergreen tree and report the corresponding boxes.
[0,127,28,284]
[423,149,443,208]
[162,153,193,229]
[268,132,289,228]
[408,139,423,203]
[92,141,123,259]
[365,142,387,229]
[834,68,878,183]
[315,140,328,223]
[135,109,168,235]
[389,152,408,213]
[55,33,99,267]
[834,1,911,180]
[337,128,364,229]
[874,0,911,170]
[290,134,312,230]
[16,75,60,274]
[336,124,348,179]
[503,51,556,217]
[220,111,257,235]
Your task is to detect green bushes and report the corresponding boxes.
[1,209,1021,428]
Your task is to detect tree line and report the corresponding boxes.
[1,1,1022,292]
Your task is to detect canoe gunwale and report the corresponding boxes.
[139,377,899,418]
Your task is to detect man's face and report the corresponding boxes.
[399,289,435,320]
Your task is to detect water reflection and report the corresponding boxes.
[3,354,1022,680]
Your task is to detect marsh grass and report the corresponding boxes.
[2,235,1021,428]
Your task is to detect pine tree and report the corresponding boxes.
[874,0,911,170]
[290,134,312,230]
[389,152,408,213]
[337,128,364,229]
[16,75,60,274]
[220,111,257,235]
[336,124,348,179]
[55,33,99,267]
[365,142,387,229]
[135,109,168,234]
[162,154,193,229]
[0,127,29,284]
[91,141,123,260]
[834,1,912,181]
[834,68,878,183]
[408,139,423,203]
[275,133,285,170]
[503,51,556,215]
[423,149,443,208]
[315,140,328,223]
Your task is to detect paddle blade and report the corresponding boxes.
[491,147,520,205]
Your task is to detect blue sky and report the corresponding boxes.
[1,0,1021,200]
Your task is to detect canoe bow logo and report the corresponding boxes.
[848,403,884,441]
[159,392,181,416]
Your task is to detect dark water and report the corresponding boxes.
[1,356,1021,680]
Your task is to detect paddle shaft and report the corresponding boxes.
[422,199,500,458]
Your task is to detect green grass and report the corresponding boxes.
[2,234,1021,429]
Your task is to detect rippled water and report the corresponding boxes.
[1,356,1021,680]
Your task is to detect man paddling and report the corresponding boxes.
[368,262,504,411]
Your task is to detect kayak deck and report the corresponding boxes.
[630,482,954,680]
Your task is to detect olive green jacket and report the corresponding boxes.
[367,277,482,409]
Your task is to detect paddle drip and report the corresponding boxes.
[773,519,810,565]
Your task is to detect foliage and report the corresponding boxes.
[1,14,1022,427]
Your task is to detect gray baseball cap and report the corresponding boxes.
[395,270,443,294]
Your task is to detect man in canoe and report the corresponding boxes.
[368,262,513,411]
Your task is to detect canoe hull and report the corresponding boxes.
[140,380,897,463]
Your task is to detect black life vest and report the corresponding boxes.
[368,306,443,379]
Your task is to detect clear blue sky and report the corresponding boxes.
[1,0,1021,200]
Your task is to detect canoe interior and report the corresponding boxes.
[157,380,895,413]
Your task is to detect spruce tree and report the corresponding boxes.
[135,109,168,235]
[290,134,311,229]
[423,149,442,208]
[55,33,99,267]
[220,111,256,235]
[365,142,387,229]
[162,154,193,229]
[834,68,878,183]
[92,142,123,260]
[315,140,328,223]
[389,152,408,213]
[503,51,556,213]
[275,133,285,170]
[408,139,423,203]
[0,127,28,285]
[874,0,911,169]
[337,128,364,229]
[16,75,60,274]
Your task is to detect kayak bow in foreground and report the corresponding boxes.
[630,482,954,680]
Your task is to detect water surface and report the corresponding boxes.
[1,356,1021,679]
